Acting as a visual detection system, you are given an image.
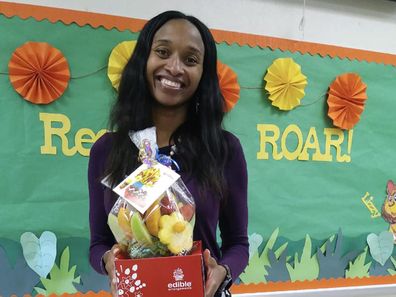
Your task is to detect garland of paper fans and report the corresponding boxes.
[107,40,241,112]
[263,58,367,129]
[8,42,70,104]
[5,40,368,129]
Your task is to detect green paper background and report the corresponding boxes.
[1,13,396,291]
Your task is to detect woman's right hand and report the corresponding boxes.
[103,244,123,296]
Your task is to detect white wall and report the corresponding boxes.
[6,0,396,54]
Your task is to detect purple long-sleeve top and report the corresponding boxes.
[88,131,249,281]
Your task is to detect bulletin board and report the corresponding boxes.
[1,2,396,296]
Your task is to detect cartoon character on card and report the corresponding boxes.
[381,180,396,242]
[123,167,160,207]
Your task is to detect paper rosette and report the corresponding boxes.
[327,73,367,130]
[108,40,137,90]
[264,57,307,111]
[217,61,240,112]
[8,42,70,104]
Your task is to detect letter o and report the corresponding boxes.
[281,124,303,160]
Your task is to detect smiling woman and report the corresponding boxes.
[88,10,248,297]
[146,19,204,111]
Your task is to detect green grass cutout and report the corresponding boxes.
[387,257,396,275]
[266,248,290,282]
[286,234,319,282]
[317,229,358,279]
[345,246,371,278]
[319,234,335,253]
[35,247,80,295]
[239,228,287,284]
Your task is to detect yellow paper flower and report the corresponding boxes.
[158,212,193,255]
[107,40,137,90]
[264,57,307,111]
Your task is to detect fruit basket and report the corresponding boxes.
[107,127,196,259]
[108,184,196,258]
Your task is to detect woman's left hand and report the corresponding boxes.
[203,249,227,297]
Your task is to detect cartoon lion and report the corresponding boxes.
[382,180,396,242]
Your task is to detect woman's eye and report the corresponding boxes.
[155,48,168,58]
[185,56,198,65]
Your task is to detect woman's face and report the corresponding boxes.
[146,19,205,109]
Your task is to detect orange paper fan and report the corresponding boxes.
[8,42,70,104]
[327,73,367,130]
[217,61,240,112]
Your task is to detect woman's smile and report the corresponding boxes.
[157,76,184,90]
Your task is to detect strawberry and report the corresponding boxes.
[160,195,177,215]
[180,204,195,222]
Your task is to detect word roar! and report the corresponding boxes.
[257,124,353,162]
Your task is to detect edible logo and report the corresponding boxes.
[168,268,192,291]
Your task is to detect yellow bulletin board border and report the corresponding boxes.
[1,1,396,66]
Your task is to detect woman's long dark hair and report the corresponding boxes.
[105,10,229,199]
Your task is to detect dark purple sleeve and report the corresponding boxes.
[88,133,115,274]
[218,133,249,281]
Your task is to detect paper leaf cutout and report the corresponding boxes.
[264,57,307,110]
[345,247,371,278]
[35,246,80,294]
[367,231,394,266]
[108,40,137,90]
[265,249,290,282]
[286,234,319,282]
[0,246,40,296]
[217,61,240,112]
[8,42,70,104]
[248,233,263,260]
[327,73,367,130]
[20,231,57,278]
[317,229,358,279]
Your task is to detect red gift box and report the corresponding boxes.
[115,241,204,297]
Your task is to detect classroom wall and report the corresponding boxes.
[7,0,396,54]
[2,1,396,296]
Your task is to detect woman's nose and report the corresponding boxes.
[164,55,183,75]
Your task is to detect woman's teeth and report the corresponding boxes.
[160,78,181,89]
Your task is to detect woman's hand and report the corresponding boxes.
[203,249,227,297]
[103,244,123,297]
